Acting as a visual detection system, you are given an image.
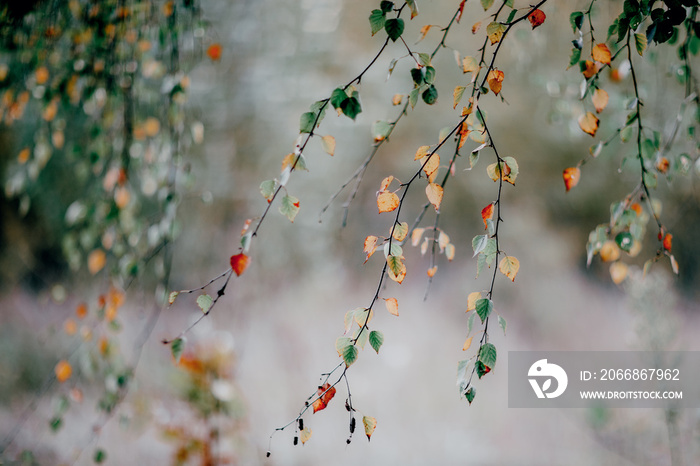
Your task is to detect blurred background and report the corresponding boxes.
[0,0,699,464]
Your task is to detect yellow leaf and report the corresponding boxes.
[300,427,312,444]
[321,135,335,156]
[438,231,450,252]
[592,43,612,65]
[486,21,505,45]
[363,235,378,263]
[379,175,394,192]
[425,183,443,211]
[487,69,504,95]
[578,112,599,137]
[384,297,399,316]
[377,191,400,213]
[88,249,106,275]
[418,24,435,42]
[462,336,473,351]
[411,227,425,246]
[498,255,520,281]
[472,21,482,34]
[610,261,628,284]
[445,243,455,261]
[354,307,374,327]
[55,360,72,383]
[421,154,440,179]
[467,291,481,311]
[592,88,609,113]
[453,85,466,109]
[414,145,431,161]
[599,240,620,262]
[392,221,409,242]
[387,257,406,284]
[363,416,377,441]
[392,94,403,106]
[462,56,479,73]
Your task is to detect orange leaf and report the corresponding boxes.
[411,227,425,246]
[663,233,672,251]
[379,175,394,192]
[87,249,106,275]
[414,146,430,161]
[55,360,72,383]
[592,43,611,65]
[418,24,435,42]
[563,167,581,192]
[312,383,337,413]
[384,297,399,316]
[377,192,400,213]
[487,69,504,95]
[425,183,443,211]
[610,261,628,284]
[578,112,599,137]
[387,259,406,284]
[481,203,494,229]
[582,60,598,79]
[656,157,670,174]
[64,319,77,335]
[76,302,88,319]
[392,94,403,106]
[363,235,379,263]
[427,266,437,277]
[592,88,609,113]
[528,9,546,29]
[207,43,222,61]
[600,240,620,262]
[467,291,481,311]
[421,154,440,179]
[472,21,481,34]
[230,253,250,276]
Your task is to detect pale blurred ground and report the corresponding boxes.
[2,0,700,465]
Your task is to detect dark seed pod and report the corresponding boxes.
[345,400,351,411]
[293,436,299,446]
[346,438,351,444]
[350,417,356,434]
[298,418,304,430]
[266,451,271,458]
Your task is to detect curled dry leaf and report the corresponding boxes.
[578,112,599,137]
[312,382,337,413]
[563,167,581,192]
[528,9,546,29]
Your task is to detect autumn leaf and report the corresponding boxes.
[592,88,609,113]
[578,112,599,136]
[656,157,670,174]
[610,261,628,284]
[55,360,72,383]
[421,153,440,180]
[387,255,407,283]
[377,191,400,213]
[417,24,436,42]
[498,255,520,281]
[462,336,473,351]
[487,69,504,95]
[384,297,399,316]
[663,233,672,251]
[472,21,482,34]
[88,249,106,275]
[300,427,312,444]
[445,243,456,261]
[592,43,611,65]
[438,231,450,252]
[467,291,481,311]
[462,56,479,74]
[486,22,505,45]
[363,235,378,263]
[563,167,581,192]
[481,203,494,229]
[425,183,443,211]
[363,416,377,441]
[230,253,250,276]
[279,194,300,222]
[453,86,466,109]
[528,9,546,29]
[411,227,425,246]
[321,135,335,155]
[392,222,409,242]
[427,266,437,277]
[582,60,598,78]
[207,43,222,61]
[392,94,403,105]
[312,383,337,413]
[76,302,88,319]
[599,240,620,262]
[457,0,466,22]
[414,146,430,161]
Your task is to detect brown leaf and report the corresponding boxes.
[312,383,337,413]
[528,9,546,29]
[457,0,467,23]
[472,21,482,34]
[563,167,581,192]
[592,43,612,65]
[487,69,504,95]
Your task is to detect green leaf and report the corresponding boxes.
[369,330,384,354]
[336,336,352,354]
[498,315,507,335]
[506,9,517,23]
[372,120,392,141]
[50,416,63,432]
[385,18,404,42]
[408,88,420,108]
[634,32,647,55]
[93,449,107,464]
[472,234,488,257]
[300,112,316,133]
[387,254,404,277]
[260,180,276,201]
[197,294,213,313]
[479,342,497,368]
[424,66,436,85]
[456,359,471,393]
[168,291,179,305]
[417,52,431,66]
[411,67,424,85]
[465,387,476,404]
[467,312,476,335]
[383,242,403,258]
[569,47,582,68]
[341,96,362,120]
[171,337,185,363]
[481,0,494,10]
[369,9,386,36]
[570,11,584,32]
[422,85,438,105]
[475,298,493,324]
[342,344,359,367]
[353,326,369,349]
[330,88,348,109]
[380,0,394,13]
[469,151,479,169]
[503,156,519,184]
[476,360,490,378]
[615,231,634,252]
[279,194,300,222]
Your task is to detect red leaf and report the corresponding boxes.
[207,43,222,61]
[563,167,581,192]
[481,203,494,229]
[663,233,672,251]
[230,253,250,276]
[312,383,337,413]
[528,9,546,29]
[457,0,467,23]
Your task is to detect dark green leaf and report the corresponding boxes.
[385,18,405,42]
[342,344,359,367]
[300,112,316,133]
[330,88,348,109]
[570,12,584,32]
[479,342,497,368]
[465,387,476,404]
[506,9,517,23]
[380,1,394,13]
[341,96,362,120]
[569,47,582,68]
[422,85,438,105]
[410,68,424,85]
[615,231,634,252]
[171,337,185,363]
[476,360,490,378]
[50,416,63,432]
[424,66,436,84]
[94,449,107,463]
[475,298,493,323]
[369,330,384,353]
